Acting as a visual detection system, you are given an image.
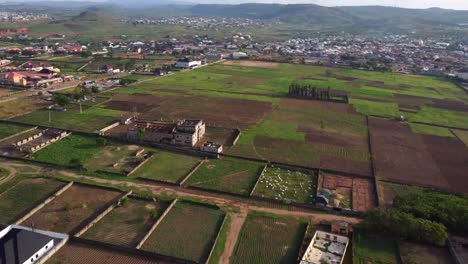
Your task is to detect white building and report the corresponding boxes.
[0,225,68,264]
[300,231,349,264]
[175,57,202,69]
[232,52,248,60]
[201,142,223,153]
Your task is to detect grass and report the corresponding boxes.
[32,135,105,166]
[0,178,65,224]
[350,98,401,118]
[84,145,143,174]
[0,123,31,140]
[186,158,265,196]
[406,106,468,129]
[0,167,9,179]
[83,198,169,247]
[141,201,225,263]
[353,231,400,264]
[131,150,200,184]
[253,166,317,204]
[231,213,306,264]
[409,123,454,137]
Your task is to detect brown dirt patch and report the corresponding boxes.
[298,126,367,149]
[395,94,432,111]
[335,76,358,81]
[430,98,468,112]
[369,117,454,191]
[297,76,328,81]
[23,184,122,234]
[107,94,272,128]
[223,60,279,68]
[322,174,353,189]
[47,240,173,264]
[421,135,468,193]
[319,155,372,176]
[352,178,375,212]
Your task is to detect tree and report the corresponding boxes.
[69,158,82,168]
[137,128,145,142]
[52,93,70,109]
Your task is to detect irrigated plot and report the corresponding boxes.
[141,201,224,263]
[131,150,200,183]
[253,165,317,204]
[353,232,400,264]
[231,213,306,264]
[46,240,174,264]
[186,158,264,196]
[22,184,122,234]
[0,178,65,224]
[83,197,169,247]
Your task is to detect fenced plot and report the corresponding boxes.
[0,178,65,224]
[82,198,169,247]
[253,165,317,204]
[231,213,307,264]
[22,184,122,234]
[0,123,31,140]
[186,158,265,196]
[141,201,225,263]
[353,231,400,264]
[46,240,174,264]
[84,145,146,175]
[131,150,201,184]
[399,241,452,264]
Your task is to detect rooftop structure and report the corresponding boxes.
[0,225,68,264]
[300,231,349,264]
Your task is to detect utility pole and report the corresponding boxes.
[48,110,51,123]
[79,102,82,114]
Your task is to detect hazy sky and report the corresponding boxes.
[194,0,468,10]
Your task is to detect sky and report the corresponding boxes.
[193,0,468,10]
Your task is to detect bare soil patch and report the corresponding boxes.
[430,98,468,112]
[47,240,173,264]
[23,184,122,234]
[280,98,358,114]
[395,94,432,111]
[299,126,367,149]
[223,60,279,68]
[369,117,443,186]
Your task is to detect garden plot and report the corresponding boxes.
[141,201,225,263]
[84,145,148,175]
[253,165,317,204]
[22,184,122,234]
[186,158,264,196]
[231,213,307,264]
[0,178,65,224]
[131,150,200,184]
[83,197,169,247]
[318,173,375,212]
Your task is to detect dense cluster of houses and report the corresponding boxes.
[0,11,48,22]
[0,62,74,88]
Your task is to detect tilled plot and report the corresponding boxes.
[352,178,375,212]
[368,117,466,192]
[46,240,174,264]
[23,184,122,234]
[107,94,272,128]
[421,135,468,193]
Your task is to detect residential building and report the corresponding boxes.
[175,57,202,69]
[300,231,349,264]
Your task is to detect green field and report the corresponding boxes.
[0,178,65,224]
[13,100,120,132]
[84,145,144,174]
[131,151,200,183]
[32,135,105,166]
[453,129,468,147]
[83,197,169,247]
[353,232,400,264]
[253,166,317,204]
[409,123,454,137]
[231,213,306,264]
[141,201,225,263]
[186,158,264,196]
[0,123,30,140]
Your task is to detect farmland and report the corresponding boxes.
[22,184,122,234]
[369,117,468,193]
[83,197,169,247]
[46,240,174,264]
[253,165,317,204]
[84,144,146,175]
[141,201,225,263]
[0,178,65,224]
[131,150,200,183]
[353,232,400,264]
[231,213,307,264]
[186,157,265,196]
[399,241,453,264]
